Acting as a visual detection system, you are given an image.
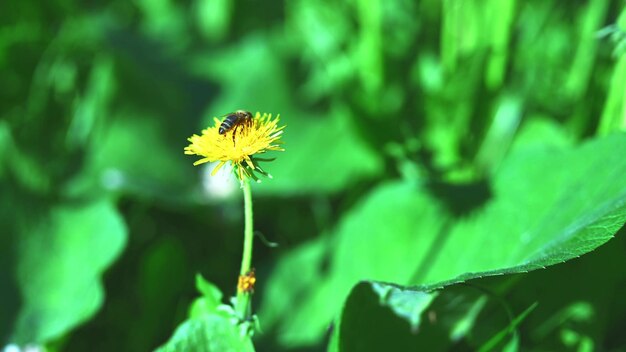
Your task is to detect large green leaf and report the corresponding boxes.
[10,199,127,344]
[332,280,537,352]
[337,226,626,351]
[261,133,626,346]
[259,180,449,346]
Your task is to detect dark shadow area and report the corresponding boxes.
[426,178,493,217]
[0,184,22,343]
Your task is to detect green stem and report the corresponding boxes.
[236,178,254,319]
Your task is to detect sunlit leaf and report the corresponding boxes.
[262,133,626,346]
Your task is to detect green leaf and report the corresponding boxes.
[369,279,438,330]
[261,180,449,346]
[262,133,626,346]
[158,276,255,352]
[189,274,225,318]
[156,315,255,352]
[10,199,127,344]
[336,229,626,350]
[422,133,626,285]
[496,228,626,350]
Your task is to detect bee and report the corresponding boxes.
[219,110,253,145]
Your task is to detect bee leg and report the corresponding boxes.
[232,124,239,146]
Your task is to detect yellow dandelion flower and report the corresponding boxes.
[184,111,285,181]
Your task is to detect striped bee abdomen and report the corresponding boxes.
[219,115,237,134]
[219,110,253,135]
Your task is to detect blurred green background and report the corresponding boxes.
[2,0,626,351]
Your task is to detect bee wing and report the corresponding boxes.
[220,112,237,120]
